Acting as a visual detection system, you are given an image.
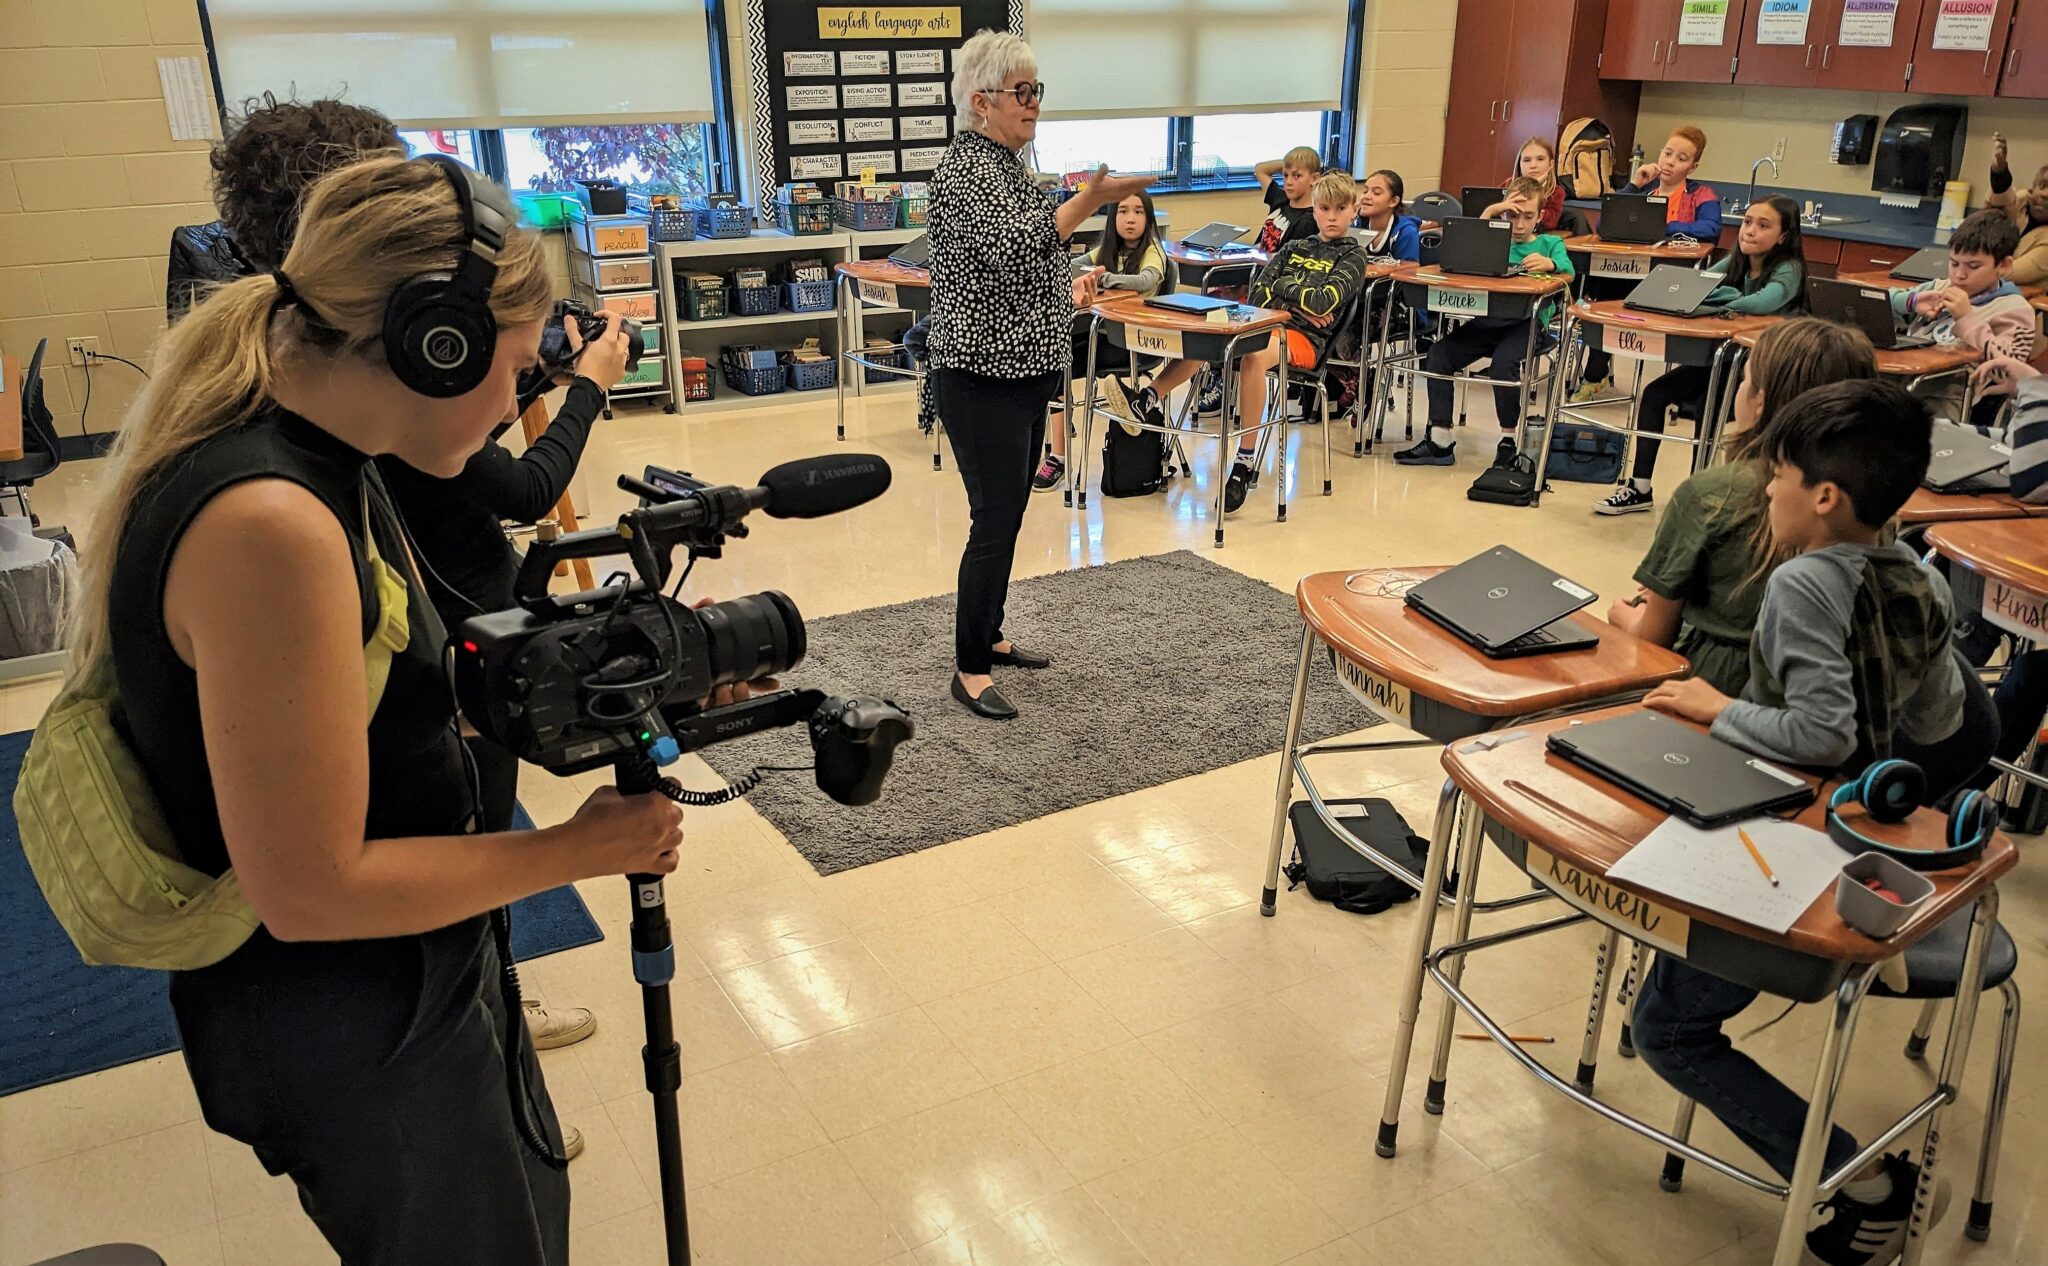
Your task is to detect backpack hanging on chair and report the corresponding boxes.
[1559,118,1616,199]
[1100,377,1171,497]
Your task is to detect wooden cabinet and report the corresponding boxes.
[1441,0,1641,196]
[1837,242,1915,276]
[1600,0,1750,82]
[1822,0,1925,91]
[1734,0,1923,90]
[1999,0,2048,97]
[1905,0,2014,96]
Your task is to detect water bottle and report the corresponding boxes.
[1630,143,1644,176]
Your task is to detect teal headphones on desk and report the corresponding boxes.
[1826,758,1997,871]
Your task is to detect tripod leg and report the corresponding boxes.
[617,761,692,1266]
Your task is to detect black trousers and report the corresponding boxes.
[1630,364,1711,482]
[469,734,521,833]
[171,922,570,1265]
[1426,317,1551,429]
[935,366,1057,674]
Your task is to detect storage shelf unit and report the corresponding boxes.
[565,201,675,415]
[654,227,927,415]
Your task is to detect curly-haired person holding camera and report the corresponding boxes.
[94,154,680,1265]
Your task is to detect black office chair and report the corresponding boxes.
[3,339,64,523]
[1410,191,1462,226]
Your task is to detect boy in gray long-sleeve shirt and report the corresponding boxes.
[1635,379,1964,1266]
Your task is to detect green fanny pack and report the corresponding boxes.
[14,484,414,970]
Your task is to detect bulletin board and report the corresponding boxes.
[742,1,1025,217]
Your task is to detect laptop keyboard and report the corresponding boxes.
[1499,624,1562,651]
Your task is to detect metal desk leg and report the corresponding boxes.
[1573,928,1623,1093]
[1903,999,1940,1062]
[1275,348,1290,523]
[1616,941,1645,1059]
[1262,626,1317,916]
[1320,375,1333,495]
[1901,888,1999,1266]
[1769,964,1880,1266]
[1422,805,1487,1114]
[1069,314,1103,509]
[1215,357,1237,548]
[1660,1097,1698,1192]
[1967,978,2020,1241]
[835,276,850,442]
[1530,309,1574,493]
[1376,777,1465,1158]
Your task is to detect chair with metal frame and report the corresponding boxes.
[1,340,63,524]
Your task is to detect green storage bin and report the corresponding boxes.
[515,192,571,229]
[619,358,665,388]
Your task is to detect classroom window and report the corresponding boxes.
[1187,112,1328,180]
[1031,117,1175,180]
[500,124,717,200]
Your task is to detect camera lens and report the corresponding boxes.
[681,590,806,695]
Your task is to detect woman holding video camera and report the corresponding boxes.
[79,154,681,1265]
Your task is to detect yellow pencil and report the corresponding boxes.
[1458,1033,1555,1044]
[1737,827,1779,887]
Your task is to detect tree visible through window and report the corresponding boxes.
[502,124,714,199]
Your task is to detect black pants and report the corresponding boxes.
[935,366,1057,674]
[1426,317,1551,429]
[171,922,570,1265]
[1630,364,1711,482]
[1580,275,1631,382]
[469,734,521,833]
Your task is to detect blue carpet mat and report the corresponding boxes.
[0,730,603,1096]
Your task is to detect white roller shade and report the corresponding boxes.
[203,0,716,130]
[1028,0,1347,119]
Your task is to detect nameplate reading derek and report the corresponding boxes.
[1427,286,1488,318]
[1527,841,1690,957]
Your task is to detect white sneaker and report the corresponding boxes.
[523,1000,597,1050]
[561,1123,585,1162]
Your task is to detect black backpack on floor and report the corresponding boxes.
[1100,405,1169,497]
[1282,798,1431,915]
[1467,451,1542,506]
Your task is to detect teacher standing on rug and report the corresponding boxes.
[927,29,1152,721]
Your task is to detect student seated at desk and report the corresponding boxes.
[1987,132,2048,288]
[1609,319,1876,694]
[1891,210,2037,430]
[1254,146,1323,253]
[1036,191,1169,491]
[1108,172,1366,513]
[1328,169,1422,415]
[1393,176,1573,468]
[1511,136,1567,233]
[1961,355,2048,792]
[1639,379,1966,1266]
[1574,126,1722,403]
[1594,195,1808,516]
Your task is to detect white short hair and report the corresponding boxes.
[953,30,1038,133]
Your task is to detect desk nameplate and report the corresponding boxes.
[1427,286,1489,318]
[857,278,900,307]
[1526,840,1691,957]
[1982,577,2048,643]
[1601,324,1668,360]
[1330,648,1412,724]
[1126,325,1184,358]
[1590,252,1654,280]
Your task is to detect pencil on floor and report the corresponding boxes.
[1458,1033,1555,1044]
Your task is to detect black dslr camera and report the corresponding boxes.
[512,299,645,417]
[451,454,910,806]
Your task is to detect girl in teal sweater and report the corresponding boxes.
[1595,195,1806,515]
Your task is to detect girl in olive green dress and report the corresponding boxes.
[1605,318,1877,694]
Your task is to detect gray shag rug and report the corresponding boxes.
[702,550,1385,874]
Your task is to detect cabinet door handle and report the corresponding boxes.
[1804,44,1815,69]
[1823,44,1832,70]
[1653,39,1663,65]
[2008,50,2020,76]
[1503,100,1511,119]
[1488,99,1498,122]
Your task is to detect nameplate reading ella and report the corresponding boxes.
[1427,286,1488,318]
[1527,841,1690,957]
[1590,252,1654,279]
[1601,325,1667,360]
[1981,577,2048,642]
[1329,648,1411,722]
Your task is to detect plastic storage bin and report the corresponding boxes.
[721,347,785,396]
[570,212,650,257]
[896,195,929,228]
[863,344,910,383]
[731,284,779,316]
[782,279,835,313]
[617,358,665,390]
[683,285,728,321]
[647,207,696,242]
[835,197,899,231]
[776,198,836,235]
[786,358,838,391]
[693,203,753,240]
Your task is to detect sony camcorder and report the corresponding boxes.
[451,453,911,805]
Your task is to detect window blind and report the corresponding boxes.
[202,0,716,130]
[1026,0,1348,120]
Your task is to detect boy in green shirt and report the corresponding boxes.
[1395,176,1573,467]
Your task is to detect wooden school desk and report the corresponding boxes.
[1838,270,2048,302]
[1927,518,2048,650]
[1373,264,1573,466]
[832,259,935,464]
[1380,704,2015,1266]
[1071,292,1300,545]
[1560,233,1715,285]
[1898,486,2048,526]
[1164,240,1269,291]
[1537,300,1774,486]
[1730,325,1980,405]
[0,355,24,465]
[1261,567,1688,1129]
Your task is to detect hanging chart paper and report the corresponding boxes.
[156,57,220,142]
[1756,0,1814,44]
[1677,0,1731,45]
[1839,0,1901,47]
[1930,0,1997,50]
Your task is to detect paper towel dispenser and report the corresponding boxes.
[1872,104,1966,199]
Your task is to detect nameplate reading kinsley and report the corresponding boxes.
[1527,841,1690,957]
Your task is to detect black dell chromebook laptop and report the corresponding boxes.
[1545,711,1817,828]
[1624,264,1722,317]
[1404,546,1601,658]
[1145,292,1240,318]
[1436,217,1516,277]
[1181,221,1250,251]
[1460,186,1505,217]
[1923,421,2012,492]
[1598,193,1669,245]
[888,234,929,268]
[1805,277,1931,350]
[1890,246,1948,283]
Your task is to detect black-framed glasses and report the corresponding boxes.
[982,81,1046,106]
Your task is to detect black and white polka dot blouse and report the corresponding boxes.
[925,130,1074,379]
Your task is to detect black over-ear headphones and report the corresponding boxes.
[383,154,513,399]
[1826,758,1997,872]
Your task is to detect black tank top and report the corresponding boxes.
[107,405,475,878]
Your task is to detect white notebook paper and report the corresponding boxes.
[1605,818,1847,934]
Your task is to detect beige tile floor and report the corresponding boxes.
[1,382,2042,1266]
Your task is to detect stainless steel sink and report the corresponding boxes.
[1809,213,1867,226]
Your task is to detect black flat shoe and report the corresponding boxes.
[951,676,1018,720]
[988,643,1051,669]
